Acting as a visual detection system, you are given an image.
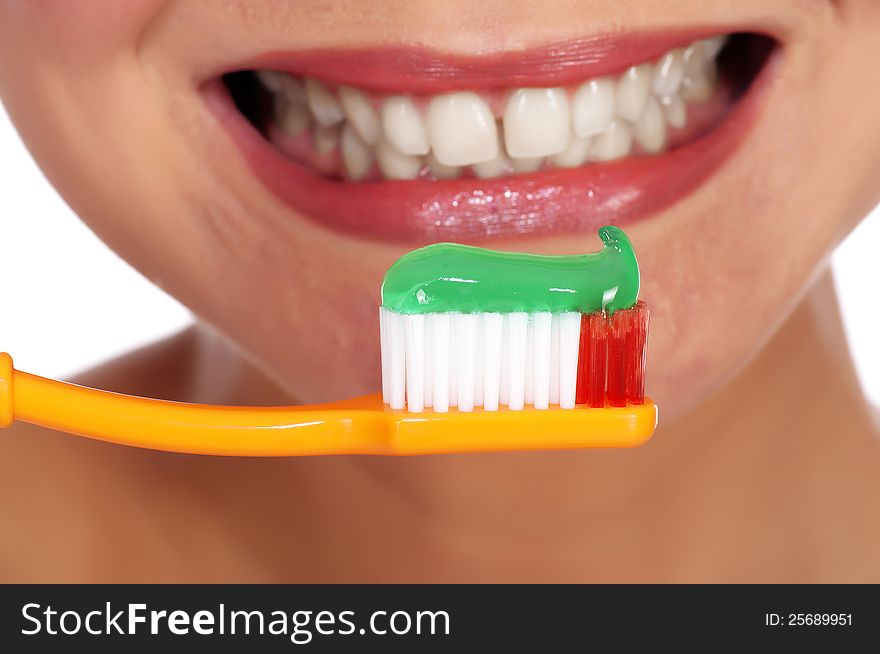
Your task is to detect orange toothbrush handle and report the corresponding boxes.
[0,353,657,456]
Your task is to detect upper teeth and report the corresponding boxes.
[382,95,431,155]
[304,78,345,126]
[571,78,616,138]
[503,88,571,158]
[261,35,726,181]
[339,85,381,145]
[426,92,498,166]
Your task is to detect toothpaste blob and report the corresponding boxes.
[381,225,640,314]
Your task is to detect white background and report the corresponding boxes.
[1,104,878,405]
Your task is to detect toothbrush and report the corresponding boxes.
[0,226,656,456]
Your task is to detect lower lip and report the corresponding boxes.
[205,56,774,244]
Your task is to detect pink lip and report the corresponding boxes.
[205,34,776,244]
[231,30,727,93]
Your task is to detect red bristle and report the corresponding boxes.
[623,306,638,399]
[626,301,650,404]
[607,308,631,407]
[575,302,650,408]
[576,313,589,404]
[587,312,608,408]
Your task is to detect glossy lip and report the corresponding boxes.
[205,32,778,244]
[219,29,730,93]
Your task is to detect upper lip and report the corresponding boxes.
[206,28,778,243]
[225,28,737,92]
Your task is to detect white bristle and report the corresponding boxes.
[482,313,503,411]
[404,314,425,413]
[454,313,478,412]
[379,307,389,403]
[423,317,433,408]
[558,312,581,409]
[381,308,585,413]
[506,312,528,411]
[549,313,561,405]
[524,316,535,406]
[533,312,552,409]
[385,308,406,409]
[474,317,484,407]
[448,313,458,408]
[431,313,451,412]
[499,314,510,407]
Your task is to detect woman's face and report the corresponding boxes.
[1,1,878,417]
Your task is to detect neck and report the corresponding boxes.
[192,269,877,581]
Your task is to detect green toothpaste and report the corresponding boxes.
[381,225,640,315]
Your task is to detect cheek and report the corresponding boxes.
[2,1,167,53]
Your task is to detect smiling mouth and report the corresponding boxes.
[209,32,776,242]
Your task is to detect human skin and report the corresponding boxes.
[0,0,879,581]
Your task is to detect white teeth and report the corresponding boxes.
[257,70,284,94]
[375,140,422,180]
[661,93,687,129]
[503,88,571,158]
[304,78,344,126]
[341,124,373,180]
[682,61,717,103]
[571,77,616,138]
[682,41,708,80]
[471,149,509,179]
[339,86,380,145]
[280,75,307,105]
[381,95,430,156]
[550,135,592,168]
[314,124,339,155]
[652,49,685,98]
[426,92,499,166]
[509,155,544,173]
[426,152,461,179]
[590,120,633,162]
[263,34,726,180]
[701,35,728,60]
[633,97,667,153]
[276,97,311,137]
[616,63,654,123]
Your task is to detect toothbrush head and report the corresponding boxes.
[379,226,650,415]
